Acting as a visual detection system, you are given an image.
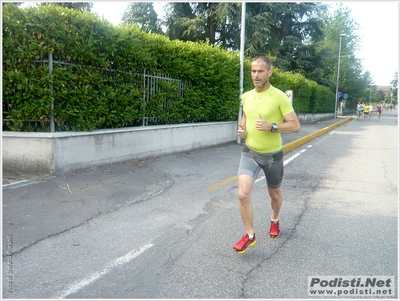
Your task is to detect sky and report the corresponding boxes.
[21,1,399,86]
[334,1,399,86]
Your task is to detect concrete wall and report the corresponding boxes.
[2,122,237,176]
[297,113,333,124]
[2,113,334,177]
[2,133,55,177]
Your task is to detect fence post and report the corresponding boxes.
[48,52,55,132]
[142,69,146,126]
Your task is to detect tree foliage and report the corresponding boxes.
[318,3,372,107]
[3,2,337,132]
[39,2,93,12]
[390,72,398,103]
[142,2,388,108]
[122,2,163,34]
[5,2,396,132]
[163,2,241,46]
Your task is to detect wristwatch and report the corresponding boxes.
[271,123,278,133]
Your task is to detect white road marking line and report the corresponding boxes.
[55,243,154,299]
[255,148,308,184]
[283,149,307,166]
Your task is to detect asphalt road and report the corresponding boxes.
[2,111,398,298]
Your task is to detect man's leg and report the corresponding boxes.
[237,174,255,235]
[268,187,283,220]
[268,186,283,238]
[233,174,257,253]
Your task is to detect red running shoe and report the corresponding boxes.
[233,233,256,254]
[269,219,280,238]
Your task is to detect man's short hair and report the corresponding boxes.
[253,56,272,70]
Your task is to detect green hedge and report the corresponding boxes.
[2,3,335,132]
[269,68,335,114]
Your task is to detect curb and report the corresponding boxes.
[283,117,353,154]
[2,179,42,190]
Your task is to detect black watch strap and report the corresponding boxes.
[271,123,278,133]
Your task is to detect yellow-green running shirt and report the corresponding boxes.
[242,85,294,153]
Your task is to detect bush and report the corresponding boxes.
[2,3,335,132]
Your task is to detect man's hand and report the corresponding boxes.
[256,113,269,131]
[237,124,246,139]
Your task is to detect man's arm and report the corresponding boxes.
[256,111,300,133]
[237,113,247,139]
[276,111,301,134]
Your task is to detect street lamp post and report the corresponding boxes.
[237,2,246,144]
[368,84,373,103]
[369,84,372,104]
[334,34,346,119]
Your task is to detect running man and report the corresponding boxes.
[376,102,383,121]
[234,56,301,254]
[363,103,370,120]
[356,102,363,120]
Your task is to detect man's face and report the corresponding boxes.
[251,59,272,90]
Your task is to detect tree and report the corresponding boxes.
[39,2,93,12]
[2,2,23,6]
[194,2,235,45]
[390,72,398,104]
[124,2,371,108]
[164,2,240,47]
[376,89,386,101]
[317,3,368,107]
[260,3,327,66]
[122,2,163,34]
[163,2,327,65]
[164,3,196,41]
[242,3,273,57]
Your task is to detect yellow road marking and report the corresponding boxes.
[204,175,238,194]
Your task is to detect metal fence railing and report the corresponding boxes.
[141,69,189,126]
[2,52,190,132]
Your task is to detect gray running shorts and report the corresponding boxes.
[238,145,284,189]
